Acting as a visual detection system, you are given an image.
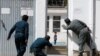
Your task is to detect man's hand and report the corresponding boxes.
[62,24,67,30]
[4,26,7,31]
[47,46,54,50]
[86,27,92,33]
[7,37,10,40]
[1,20,7,31]
[25,40,28,43]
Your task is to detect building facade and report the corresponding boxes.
[0,0,100,56]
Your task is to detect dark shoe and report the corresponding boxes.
[79,53,83,56]
[92,49,96,56]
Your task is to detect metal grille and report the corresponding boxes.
[0,0,35,56]
[48,0,67,8]
[53,16,61,32]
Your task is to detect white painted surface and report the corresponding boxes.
[68,0,74,55]
[35,0,47,38]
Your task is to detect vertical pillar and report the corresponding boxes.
[0,2,1,55]
[49,15,53,33]
[92,0,96,40]
[68,0,74,56]
[35,0,47,38]
[88,2,96,56]
[95,0,100,51]
[88,0,95,38]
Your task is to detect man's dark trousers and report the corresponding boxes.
[33,48,46,56]
[15,37,27,56]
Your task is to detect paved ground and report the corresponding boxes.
[48,55,66,56]
[29,54,66,56]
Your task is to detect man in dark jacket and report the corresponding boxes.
[7,15,29,56]
[62,18,96,56]
[30,35,52,56]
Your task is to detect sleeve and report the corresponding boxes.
[7,24,16,39]
[46,41,52,47]
[66,25,72,30]
[25,23,29,40]
[62,24,72,30]
[78,20,87,27]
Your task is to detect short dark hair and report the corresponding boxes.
[45,35,50,41]
[22,15,28,21]
[54,32,57,34]
[64,18,71,25]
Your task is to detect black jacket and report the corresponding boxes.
[8,20,29,40]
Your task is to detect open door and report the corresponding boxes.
[46,0,68,56]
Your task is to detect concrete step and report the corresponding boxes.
[73,50,90,56]
[47,48,90,56]
[47,46,67,55]
[73,50,100,56]
[47,55,66,56]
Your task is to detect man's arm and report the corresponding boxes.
[2,21,7,31]
[0,20,7,31]
[78,20,87,27]
[7,24,16,40]
[62,24,71,30]
[25,23,29,43]
[46,41,52,48]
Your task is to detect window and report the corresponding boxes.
[21,8,34,16]
[48,0,67,8]
[1,8,10,14]
[46,16,49,32]
[53,16,61,32]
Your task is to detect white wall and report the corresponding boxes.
[35,0,47,38]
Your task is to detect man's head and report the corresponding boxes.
[54,32,57,34]
[64,18,71,25]
[45,35,50,41]
[22,15,28,21]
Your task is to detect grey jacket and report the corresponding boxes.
[67,19,87,35]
